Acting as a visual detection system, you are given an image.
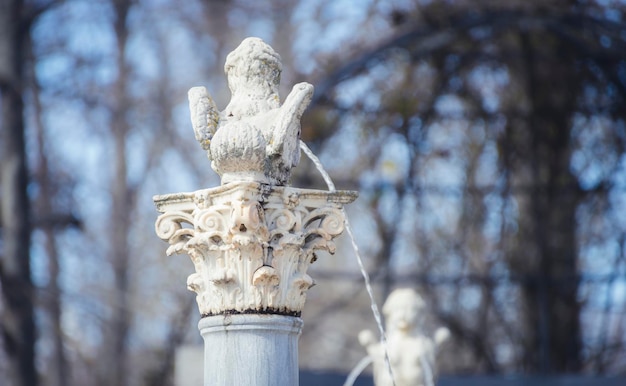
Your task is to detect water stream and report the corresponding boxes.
[300,140,396,386]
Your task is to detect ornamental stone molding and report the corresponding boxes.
[155,182,356,317]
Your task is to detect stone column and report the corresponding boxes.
[154,37,356,386]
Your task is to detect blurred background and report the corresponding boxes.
[2,0,626,385]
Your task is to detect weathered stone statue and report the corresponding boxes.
[188,37,314,185]
[154,37,356,386]
[359,288,449,386]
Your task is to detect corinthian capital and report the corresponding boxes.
[154,182,357,316]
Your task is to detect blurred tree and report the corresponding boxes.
[0,0,37,385]
[0,0,66,384]
[29,36,73,386]
[106,1,134,385]
[305,0,626,374]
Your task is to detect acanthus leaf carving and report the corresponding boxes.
[154,182,357,316]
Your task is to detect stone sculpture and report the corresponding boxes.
[155,37,356,385]
[359,288,449,386]
[188,37,314,186]
[157,36,356,318]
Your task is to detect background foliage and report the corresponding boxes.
[2,0,626,385]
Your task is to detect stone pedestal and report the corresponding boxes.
[199,314,302,386]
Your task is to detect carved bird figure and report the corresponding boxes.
[187,37,313,186]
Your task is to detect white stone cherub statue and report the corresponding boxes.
[188,37,314,186]
[359,288,449,386]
